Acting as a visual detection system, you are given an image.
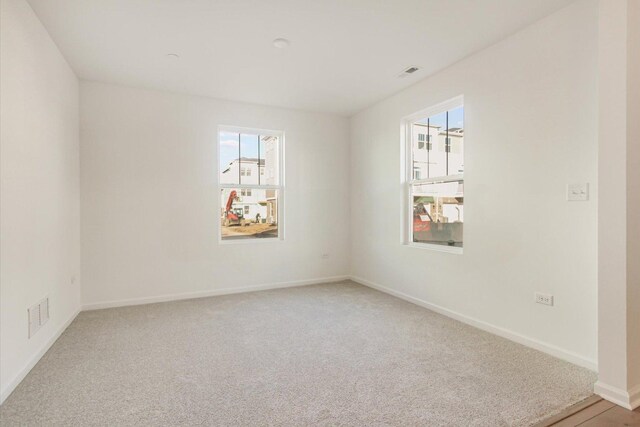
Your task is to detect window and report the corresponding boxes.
[219,128,283,241]
[417,133,433,150]
[405,98,464,249]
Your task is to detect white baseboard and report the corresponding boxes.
[82,275,351,311]
[1,274,600,409]
[595,381,640,410]
[1,275,350,405]
[0,307,81,405]
[349,275,598,372]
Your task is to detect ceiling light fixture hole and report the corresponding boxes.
[272,38,290,49]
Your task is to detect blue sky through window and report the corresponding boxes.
[219,132,260,171]
[416,106,464,129]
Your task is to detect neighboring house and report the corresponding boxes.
[411,123,464,179]
[411,123,464,224]
[263,136,278,223]
[220,136,279,224]
[220,157,265,185]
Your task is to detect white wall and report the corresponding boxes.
[80,82,350,307]
[349,0,598,369]
[0,0,81,402]
[595,0,640,410]
[595,0,629,405]
[627,0,640,405]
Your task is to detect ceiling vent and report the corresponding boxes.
[399,66,419,78]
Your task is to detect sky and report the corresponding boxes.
[416,105,464,129]
[219,131,261,171]
[219,105,463,171]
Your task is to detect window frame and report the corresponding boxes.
[217,125,285,244]
[401,95,464,254]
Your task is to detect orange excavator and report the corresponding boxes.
[223,190,245,226]
[413,200,433,232]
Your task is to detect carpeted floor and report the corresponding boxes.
[0,281,596,426]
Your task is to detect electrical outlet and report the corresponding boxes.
[27,297,49,338]
[535,292,554,306]
[28,304,41,338]
[39,297,49,326]
[321,253,330,259]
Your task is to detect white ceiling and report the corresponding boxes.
[27,0,574,116]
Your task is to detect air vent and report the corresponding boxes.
[398,66,420,78]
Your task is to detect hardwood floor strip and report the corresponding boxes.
[577,405,640,426]
[551,400,616,426]
[536,395,604,426]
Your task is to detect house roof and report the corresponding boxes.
[221,158,266,174]
[232,158,265,165]
[414,123,464,135]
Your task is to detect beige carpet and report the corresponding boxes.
[0,281,595,426]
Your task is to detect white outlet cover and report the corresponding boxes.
[28,305,41,338]
[567,183,589,201]
[535,292,554,306]
[39,298,49,326]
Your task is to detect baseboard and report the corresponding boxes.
[1,276,349,404]
[0,307,81,405]
[594,381,640,410]
[2,275,599,408]
[350,275,598,372]
[82,275,351,311]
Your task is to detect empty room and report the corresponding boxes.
[1,0,639,425]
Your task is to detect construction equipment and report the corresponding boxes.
[412,197,463,246]
[413,200,433,232]
[223,190,245,226]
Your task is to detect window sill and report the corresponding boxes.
[219,237,284,245]
[405,242,463,255]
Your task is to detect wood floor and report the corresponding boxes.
[538,395,640,426]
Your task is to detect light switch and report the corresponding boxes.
[567,183,589,201]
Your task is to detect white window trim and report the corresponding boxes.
[401,95,464,254]
[217,125,285,244]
